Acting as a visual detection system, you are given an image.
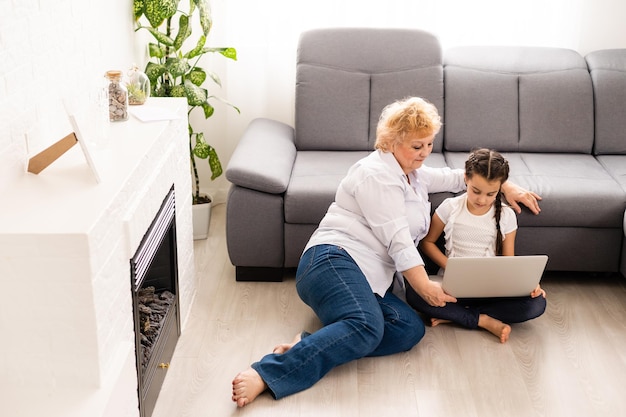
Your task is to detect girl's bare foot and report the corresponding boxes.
[478,314,511,343]
[272,332,302,354]
[430,317,451,327]
[232,368,267,407]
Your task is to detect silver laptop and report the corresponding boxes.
[435,255,548,298]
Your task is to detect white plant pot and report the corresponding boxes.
[192,197,212,240]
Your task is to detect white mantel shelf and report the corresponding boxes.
[1,99,182,234]
[0,97,197,417]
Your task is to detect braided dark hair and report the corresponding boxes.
[465,148,510,255]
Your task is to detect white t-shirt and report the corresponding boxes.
[304,150,466,296]
[436,193,517,258]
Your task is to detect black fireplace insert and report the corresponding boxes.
[130,185,181,417]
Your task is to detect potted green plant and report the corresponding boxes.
[133,0,238,237]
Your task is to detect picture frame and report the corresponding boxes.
[26,111,102,183]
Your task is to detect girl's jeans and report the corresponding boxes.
[406,281,547,329]
[251,244,425,399]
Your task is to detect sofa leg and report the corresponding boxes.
[235,266,284,282]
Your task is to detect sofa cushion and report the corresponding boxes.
[296,65,371,151]
[444,67,519,151]
[295,28,444,152]
[585,49,626,155]
[444,152,624,228]
[444,46,594,154]
[285,151,370,224]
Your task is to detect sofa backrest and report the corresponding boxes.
[295,28,444,152]
[443,46,594,154]
[585,49,626,155]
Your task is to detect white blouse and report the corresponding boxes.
[304,150,465,296]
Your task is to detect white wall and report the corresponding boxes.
[1,0,626,202]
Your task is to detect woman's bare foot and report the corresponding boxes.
[430,317,451,327]
[478,314,511,343]
[231,333,304,407]
[232,367,267,407]
[272,332,302,354]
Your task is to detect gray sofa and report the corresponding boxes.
[225,28,626,281]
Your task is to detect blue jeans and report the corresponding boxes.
[406,282,547,329]
[251,244,425,399]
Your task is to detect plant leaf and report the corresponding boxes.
[194,0,213,36]
[148,43,167,59]
[193,133,210,159]
[184,80,207,106]
[206,70,222,87]
[208,95,241,114]
[144,0,180,28]
[165,57,190,79]
[201,47,237,61]
[189,67,207,86]
[173,14,191,51]
[133,0,145,19]
[185,35,207,59]
[170,84,186,97]
[208,147,223,180]
[145,62,167,84]
[143,26,175,46]
[201,102,214,118]
[220,47,237,60]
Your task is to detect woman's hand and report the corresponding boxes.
[531,284,546,298]
[501,181,542,215]
[416,279,457,307]
[403,265,457,307]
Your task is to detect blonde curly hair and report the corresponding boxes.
[374,97,442,152]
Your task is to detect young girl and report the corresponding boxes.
[406,148,547,343]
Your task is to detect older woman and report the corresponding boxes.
[232,97,541,407]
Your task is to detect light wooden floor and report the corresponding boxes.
[152,203,626,417]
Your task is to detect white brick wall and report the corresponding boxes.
[0,0,135,194]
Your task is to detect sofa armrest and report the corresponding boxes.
[226,118,296,194]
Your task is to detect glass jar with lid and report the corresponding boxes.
[126,65,150,105]
[105,70,129,122]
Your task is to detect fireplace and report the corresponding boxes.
[130,185,181,417]
[0,97,196,417]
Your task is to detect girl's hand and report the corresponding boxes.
[531,284,546,298]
